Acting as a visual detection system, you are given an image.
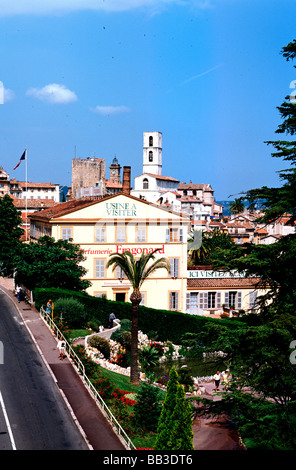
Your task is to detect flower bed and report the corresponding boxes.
[85,330,183,378]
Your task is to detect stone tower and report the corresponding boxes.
[109,156,121,184]
[71,157,105,199]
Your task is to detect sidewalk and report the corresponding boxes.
[191,379,243,450]
[0,277,125,451]
[0,277,242,451]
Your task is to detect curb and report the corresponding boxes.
[0,284,93,450]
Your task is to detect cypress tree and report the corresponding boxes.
[154,366,194,450]
[154,366,179,449]
[168,384,194,450]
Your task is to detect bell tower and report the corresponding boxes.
[109,156,121,184]
[143,131,162,176]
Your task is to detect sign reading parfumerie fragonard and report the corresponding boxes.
[187,270,246,279]
[106,202,137,217]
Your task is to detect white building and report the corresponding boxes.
[131,132,223,224]
[9,179,60,202]
[131,132,180,203]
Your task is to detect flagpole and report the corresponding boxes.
[25,146,28,242]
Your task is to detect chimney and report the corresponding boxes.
[122,166,131,195]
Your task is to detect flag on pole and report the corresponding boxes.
[13,149,26,170]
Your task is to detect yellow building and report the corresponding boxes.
[29,192,189,312]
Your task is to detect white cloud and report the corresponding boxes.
[0,81,16,103]
[91,105,131,115]
[0,0,186,16]
[26,83,78,104]
[4,88,16,102]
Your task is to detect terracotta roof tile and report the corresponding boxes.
[187,278,261,288]
[105,180,123,188]
[18,181,58,188]
[145,173,180,182]
[13,198,58,209]
[178,182,213,191]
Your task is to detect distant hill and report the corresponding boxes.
[217,200,232,216]
[217,199,266,216]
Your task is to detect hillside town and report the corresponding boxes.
[2,132,294,317]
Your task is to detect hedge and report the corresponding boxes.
[33,287,243,344]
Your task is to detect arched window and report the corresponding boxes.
[149,136,153,146]
[149,151,153,162]
[143,178,149,189]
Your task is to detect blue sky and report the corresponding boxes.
[1,0,296,200]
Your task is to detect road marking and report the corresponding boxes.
[0,390,17,450]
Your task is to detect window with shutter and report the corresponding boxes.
[170,292,178,310]
[186,293,190,312]
[95,259,105,278]
[187,292,198,314]
[136,227,146,242]
[116,227,126,242]
[199,292,208,309]
[249,290,258,309]
[224,292,229,307]
[237,291,242,309]
[179,228,183,242]
[166,228,179,242]
[62,227,72,240]
[217,292,221,308]
[165,228,170,243]
[95,227,105,242]
[169,258,179,278]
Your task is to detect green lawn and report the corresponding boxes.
[98,364,166,399]
[96,365,166,449]
[69,328,90,341]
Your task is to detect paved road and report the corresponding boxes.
[0,290,89,450]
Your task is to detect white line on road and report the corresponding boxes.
[0,390,17,450]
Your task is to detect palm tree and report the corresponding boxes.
[229,197,245,215]
[188,230,212,265]
[106,249,170,384]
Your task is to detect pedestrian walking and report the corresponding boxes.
[16,285,22,303]
[57,338,66,360]
[213,371,221,391]
[222,370,230,390]
[109,312,116,328]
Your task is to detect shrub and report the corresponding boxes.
[89,336,111,359]
[140,344,160,371]
[117,330,132,350]
[87,319,101,332]
[119,318,132,331]
[178,367,194,391]
[53,297,86,328]
[34,287,243,348]
[111,318,132,343]
[134,382,162,432]
[90,372,114,400]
